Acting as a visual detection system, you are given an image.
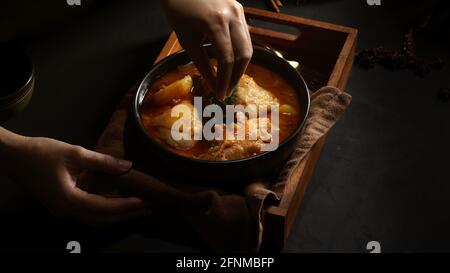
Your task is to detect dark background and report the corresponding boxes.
[0,0,449,252]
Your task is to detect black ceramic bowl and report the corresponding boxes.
[132,45,309,184]
[0,43,34,124]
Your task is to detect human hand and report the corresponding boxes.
[5,135,150,227]
[161,0,253,100]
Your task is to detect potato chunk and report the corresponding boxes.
[279,104,297,115]
[151,75,193,105]
[148,100,202,150]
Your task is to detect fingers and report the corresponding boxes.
[75,146,132,175]
[207,3,252,100]
[72,207,152,228]
[209,25,234,100]
[228,18,253,96]
[50,186,151,227]
[168,1,252,100]
[178,35,216,89]
[50,169,151,227]
[70,187,146,214]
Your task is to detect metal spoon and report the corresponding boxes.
[250,33,301,71]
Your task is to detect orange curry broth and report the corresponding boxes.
[140,63,301,158]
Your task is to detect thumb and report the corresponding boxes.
[76,147,132,175]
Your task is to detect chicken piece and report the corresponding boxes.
[198,117,276,160]
[148,100,201,150]
[235,74,279,108]
[245,117,276,142]
[199,139,263,161]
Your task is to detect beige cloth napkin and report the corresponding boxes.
[83,85,352,252]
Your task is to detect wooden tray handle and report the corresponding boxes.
[245,7,354,45]
[245,7,301,42]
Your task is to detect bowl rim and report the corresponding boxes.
[0,42,34,104]
[133,44,310,164]
[0,76,34,110]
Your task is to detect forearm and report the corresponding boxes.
[0,127,29,177]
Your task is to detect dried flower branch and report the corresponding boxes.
[355,9,445,77]
[265,0,282,12]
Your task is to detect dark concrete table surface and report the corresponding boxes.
[0,0,449,252]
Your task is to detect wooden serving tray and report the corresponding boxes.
[150,7,357,250]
